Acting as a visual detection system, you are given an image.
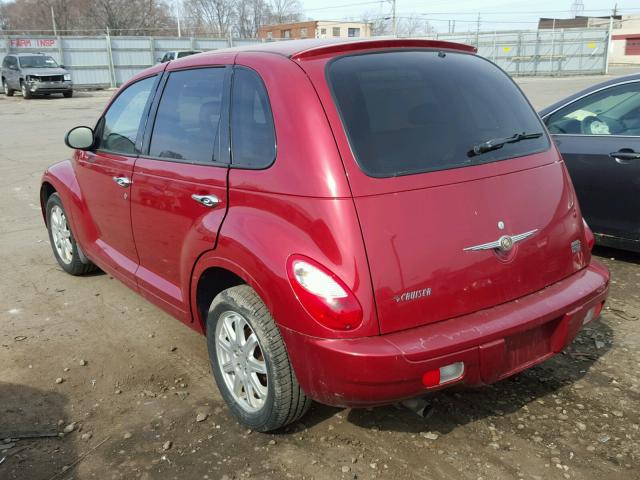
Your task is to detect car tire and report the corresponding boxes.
[21,81,32,99]
[46,193,97,276]
[3,79,14,96]
[63,91,73,98]
[206,285,311,432]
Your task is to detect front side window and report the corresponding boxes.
[328,50,549,177]
[149,67,227,163]
[230,68,276,169]
[546,81,640,136]
[98,75,156,155]
[19,55,58,68]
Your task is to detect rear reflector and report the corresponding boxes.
[582,306,596,325]
[584,302,605,325]
[422,362,465,387]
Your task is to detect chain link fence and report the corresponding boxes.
[1,28,610,88]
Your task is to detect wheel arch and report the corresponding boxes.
[40,181,57,225]
[41,159,96,252]
[194,265,247,333]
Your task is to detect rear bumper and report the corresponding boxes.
[281,260,610,407]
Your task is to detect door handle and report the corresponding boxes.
[112,176,132,188]
[191,194,220,208]
[608,151,640,164]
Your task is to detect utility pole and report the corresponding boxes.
[51,6,57,36]
[176,0,182,38]
[605,6,615,74]
[475,12,480,47]
[392,0,397,37]
[550,18,556,73]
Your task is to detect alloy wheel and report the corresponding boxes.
[215,311,268,413]
[50,205,73,264]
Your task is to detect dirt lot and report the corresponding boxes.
[1,71,639,480]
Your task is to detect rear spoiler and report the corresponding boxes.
[290,39,477,61]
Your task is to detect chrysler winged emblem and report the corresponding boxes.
[463,229,538,252]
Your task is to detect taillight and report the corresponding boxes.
[583,218,595,251]
[287,255,362,331]
[422,362,465,388]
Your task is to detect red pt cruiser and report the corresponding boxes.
[41,39,610,431]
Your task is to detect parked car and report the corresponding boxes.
[2,53,73,99]
[540,74,640,252]
[158,50,202,63]
[41,38,609,432]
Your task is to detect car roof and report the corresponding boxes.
[199,38,476,61]
[539,72,640,117]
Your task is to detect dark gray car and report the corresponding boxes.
[539,73,640,253]
[158,50,202,63]
[2,53,73,99]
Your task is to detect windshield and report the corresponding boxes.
[327,50,550,177]
[19,55,59,68]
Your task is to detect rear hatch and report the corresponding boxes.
[323,49,588,334]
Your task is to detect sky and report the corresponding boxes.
[302,0,640,32]
[1,0,638,34]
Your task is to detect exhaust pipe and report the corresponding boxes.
[397,397,433,418]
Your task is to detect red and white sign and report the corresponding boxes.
[9,38,58,49]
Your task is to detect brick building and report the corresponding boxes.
[258,20,372,41]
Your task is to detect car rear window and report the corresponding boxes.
[327,50,550,177]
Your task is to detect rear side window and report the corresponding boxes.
[230,67,276,168]
[149,67,227,163]
[328,51,549,177]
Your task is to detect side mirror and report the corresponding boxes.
[65,126,95,150]
[59,64,65,69]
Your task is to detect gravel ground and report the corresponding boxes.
[1,70,639,480]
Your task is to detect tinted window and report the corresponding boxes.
[177,51,200,58]
[149,68,226,163]
[99,75,156,155]
[230,68,275,168]
[546,82,640,136]
[328,51,549,177]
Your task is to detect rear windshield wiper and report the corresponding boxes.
[468,131,544,157]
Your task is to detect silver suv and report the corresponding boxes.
[2,53,73,99]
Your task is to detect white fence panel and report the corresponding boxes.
[1,29,609,88]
